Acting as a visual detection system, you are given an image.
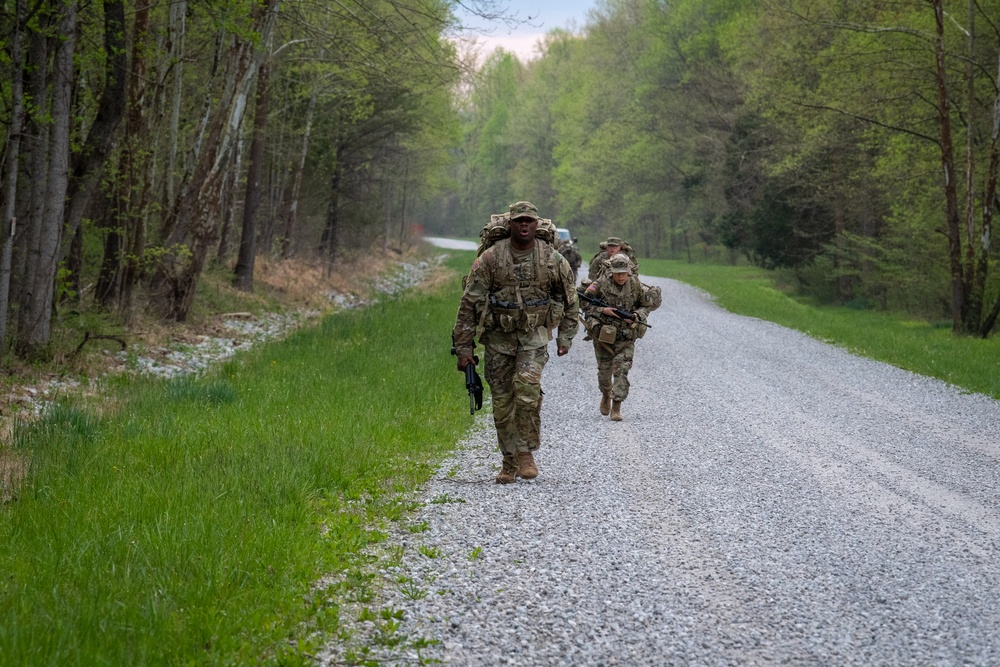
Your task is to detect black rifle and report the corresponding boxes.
[576,289,652,328]
[451,335,484,415]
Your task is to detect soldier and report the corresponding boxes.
[580,253,654,421]
[557,238,583,278]
[453,201,579,484]
[587,236,639,282]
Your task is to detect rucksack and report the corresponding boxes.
[641,282,662,311]
[476,213,557,256]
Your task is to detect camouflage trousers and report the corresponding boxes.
[593,339,634,402]
[484,344,549,455]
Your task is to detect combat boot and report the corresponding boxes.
[610,400,623,421]
[517,450,538,480]
[600,392,611,416]
[495,453,518,484]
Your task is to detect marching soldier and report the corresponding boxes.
[453,201,579,483]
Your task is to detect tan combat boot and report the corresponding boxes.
[610,400,623,421]
[495,453,518,484]
[600,392,611,416]
[517,450,538,480]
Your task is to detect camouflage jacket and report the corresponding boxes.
[557,241,582,273]
[587,245,639,281]
[580,273,651,335]
[453,239,579,358]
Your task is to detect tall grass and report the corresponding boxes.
[642,259,1000,399]
[0,255,474,666]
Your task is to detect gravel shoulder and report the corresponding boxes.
[320,276,1000,666]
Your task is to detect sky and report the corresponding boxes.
[454,0,598,63]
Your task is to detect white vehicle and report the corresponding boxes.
[556,228,576,245]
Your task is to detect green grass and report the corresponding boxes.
[642,259,1000,399]
[0,254,476,666]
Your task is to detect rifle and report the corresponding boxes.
[576,289,652,329]
[451,335,484,415]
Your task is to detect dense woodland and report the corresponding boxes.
[2,0,1000,365]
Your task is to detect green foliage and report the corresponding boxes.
[429,0,1000,335]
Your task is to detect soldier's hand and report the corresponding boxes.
[557,345,569,356]
[602,307,619,319]
[457,355,473,371]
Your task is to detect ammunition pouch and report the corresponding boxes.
[489,296,551,333]
[598,324,617,344]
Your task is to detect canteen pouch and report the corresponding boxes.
[598,324,617,344]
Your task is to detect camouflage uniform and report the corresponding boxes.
[557,239,583,277]
[587,236,639,282]
[453,206,579,462]
[580,254,652,419]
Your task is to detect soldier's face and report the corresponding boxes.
[510,217,538,244]
[612,271,629,285]
[607,244,621,254]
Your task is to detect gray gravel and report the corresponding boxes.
[318,276,1000,666]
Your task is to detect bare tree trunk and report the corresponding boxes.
[0,0,26,358]
[961,0,982,327]
[156,0,281,320]
[977,51,1000,338]
[93,184,120,308]
[234,56,273,291]
[59,0,126,262]
[19,2,77,357]
[165,0,187,208]
[116,0,152,322]
[16,23,50,344]
[931,0,966,333]
[216,139,242,261]
[160,29,224,244]
[279,88,316,259]
[383,181,392,254]
[320,153,343,273]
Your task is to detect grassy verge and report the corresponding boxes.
[0,253,474,666]
[641,259,1000,399]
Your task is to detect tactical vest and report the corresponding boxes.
[481,240,563,334]
[595,275,642,340]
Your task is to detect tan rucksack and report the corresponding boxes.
[476,213,557,256]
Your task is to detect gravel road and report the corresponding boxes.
[319,275,1000,666]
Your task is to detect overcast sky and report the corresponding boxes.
[455,0,598,62]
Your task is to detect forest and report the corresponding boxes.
[2,0,1000,366]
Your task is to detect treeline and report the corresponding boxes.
[435,0,1000,337]
[0,0,473,360]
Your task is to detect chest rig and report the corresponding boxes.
[596,276,641,340]
[483,241,562,333]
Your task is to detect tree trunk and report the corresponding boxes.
[976,52,1000,338]
[114,0,152,322]
[94,184,121,308]
[279,88,316,259]
[16,22,51,347]
[931,0,965,334]
[19,2,77,357]
[215,140,241,261]
[59,0,126,262]
[320,155,343,272]
[155,0,280,320]
[961,0,982,329]
[0,0,26,358]
[234,56,273,291]
[165,0,187,208]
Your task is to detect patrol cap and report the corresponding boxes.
[509,201,539,221]
[606,236,624,246]
[609,253,630,273]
